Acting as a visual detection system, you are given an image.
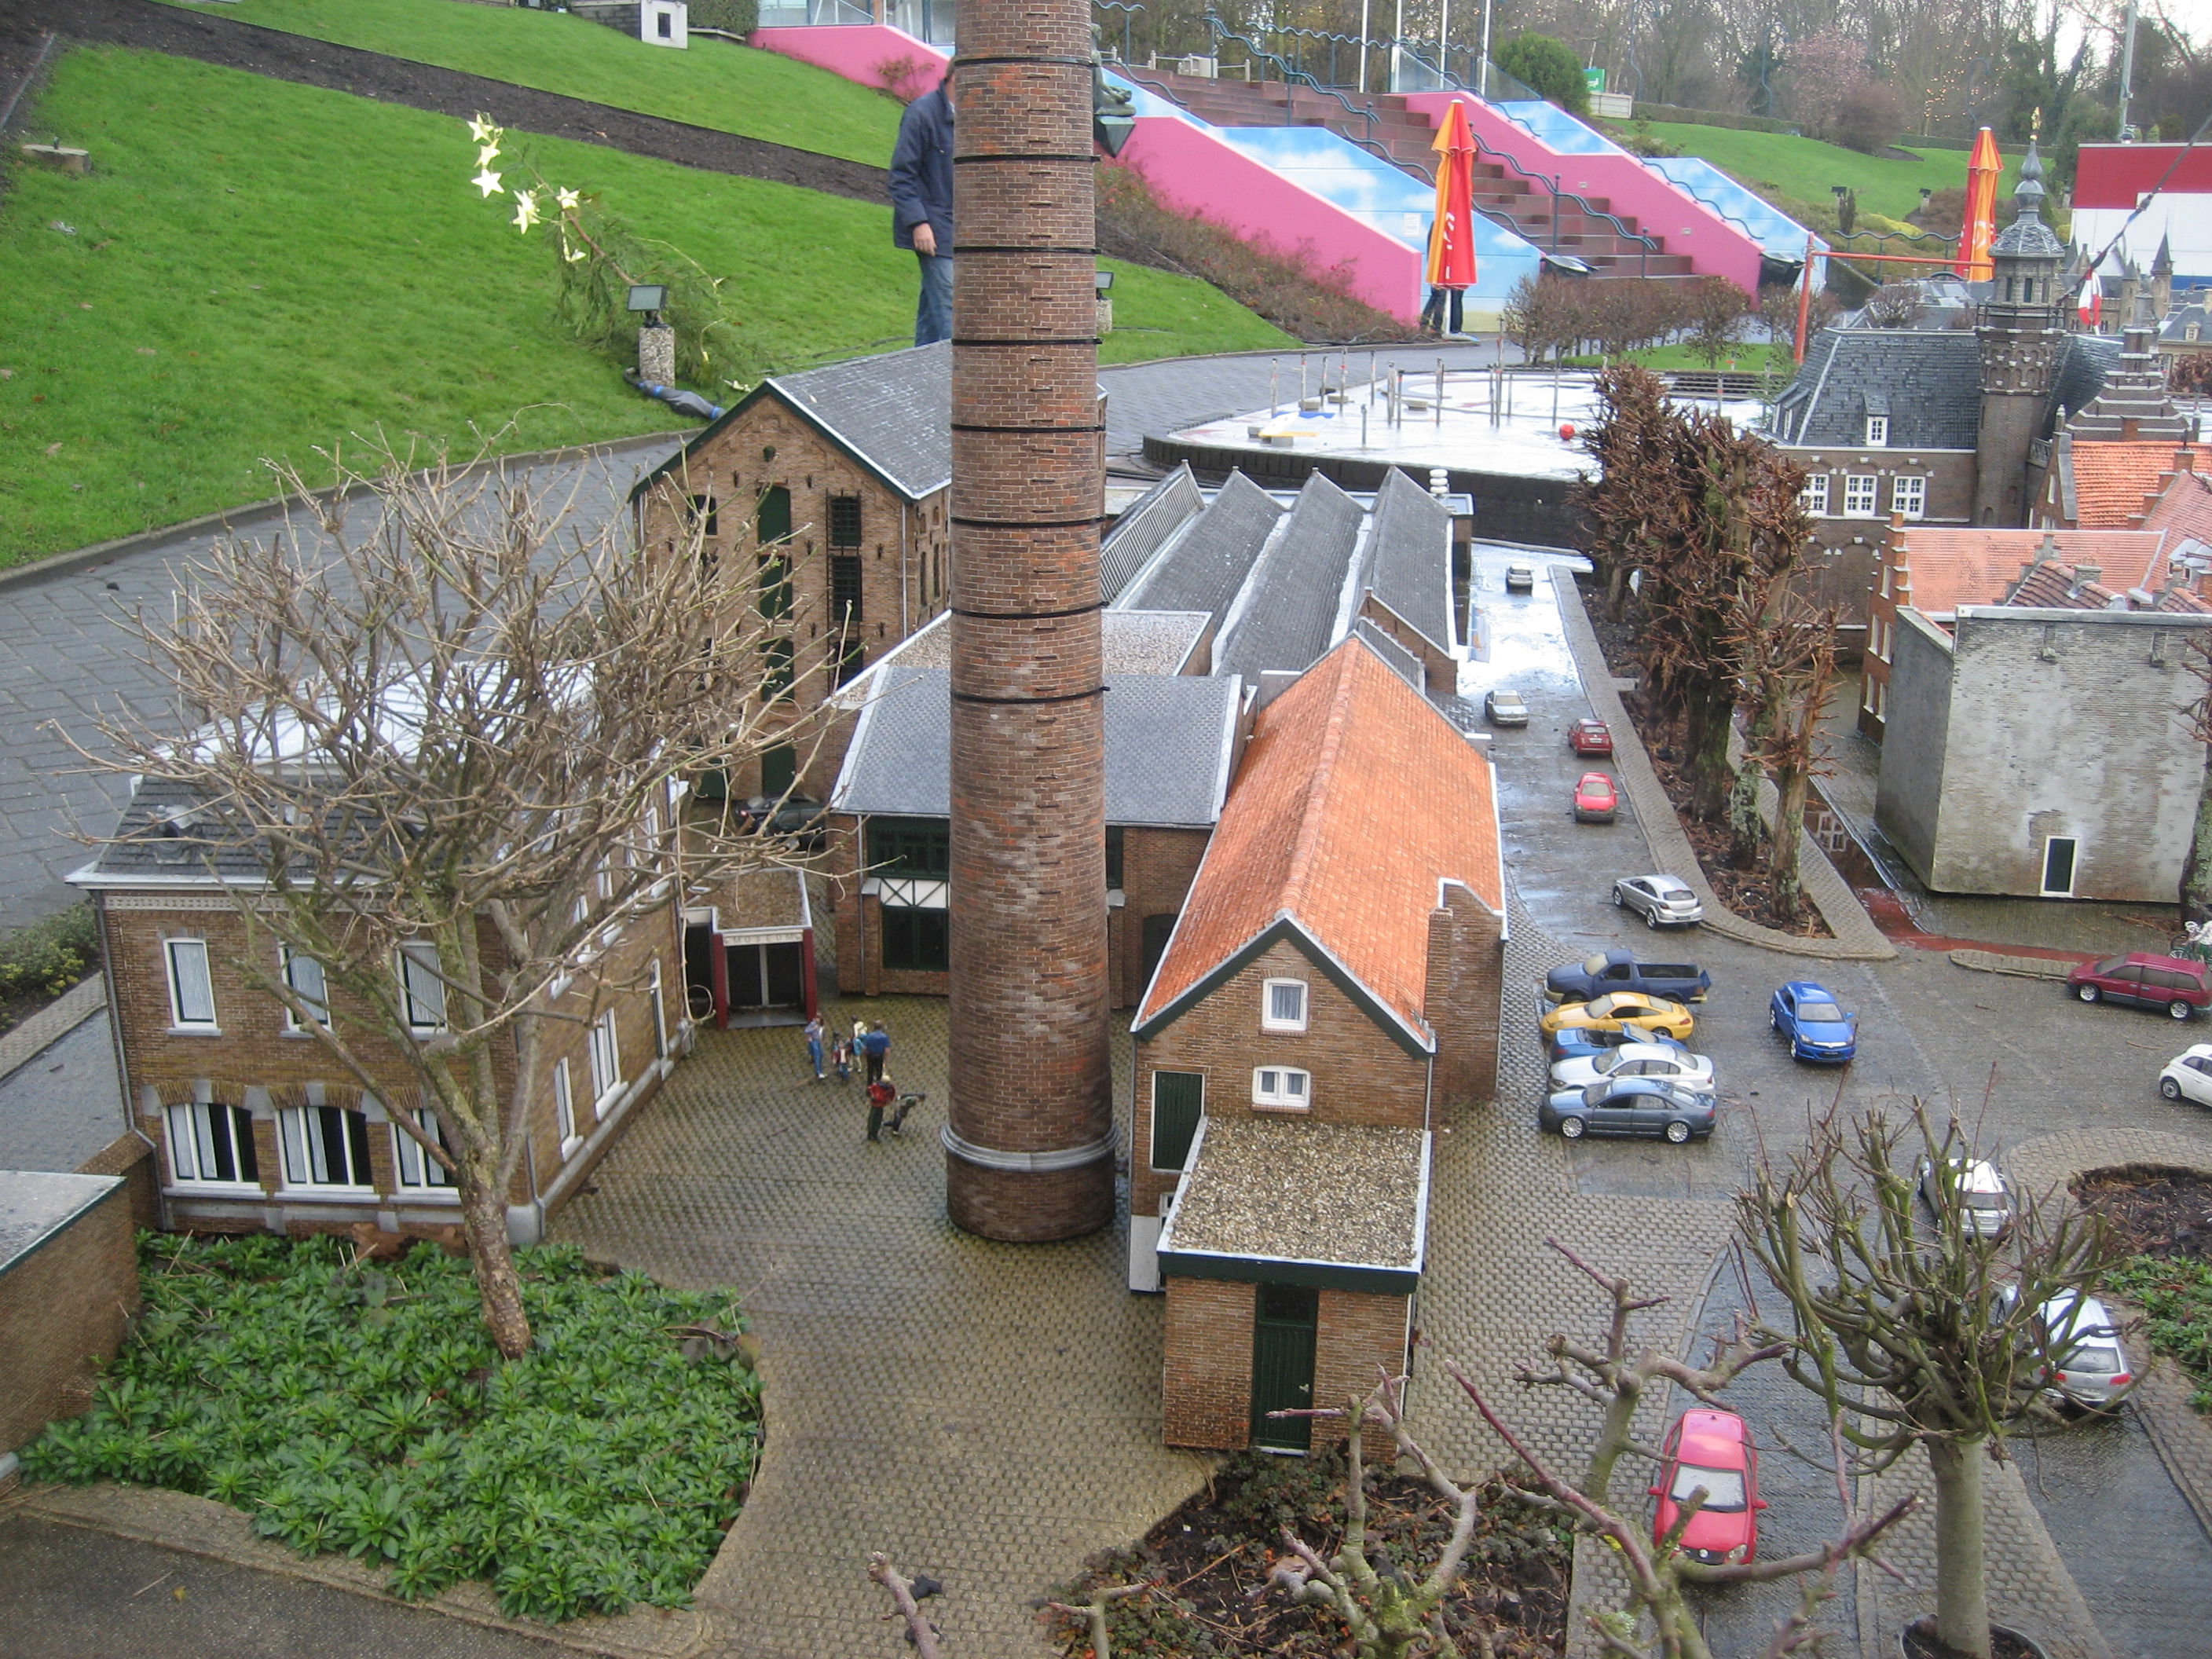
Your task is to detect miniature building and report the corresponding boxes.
[681,866,825,1027]
[2034,438,2203,529]
[72,778,683,1244]
[1,1171,138,1459]
[1129,638,1504,1452]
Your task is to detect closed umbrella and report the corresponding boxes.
[1423,97,1478,335]
[1957,126,2001,282]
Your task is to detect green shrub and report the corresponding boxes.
[2107,1254,2212,1409]
[686,0,758,32]
[20,1234,762,1623]
[1496,33,1589,116]
[0,903,101,1002]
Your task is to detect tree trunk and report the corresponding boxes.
[1770,765,1811,922]
[457,1142,533,1361]
[1926,1436,1992,1659]
[1606,560,1630,623]
[2182,745,2212,924]
[1683,682,1735,823]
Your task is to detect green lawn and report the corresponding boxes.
[1639,123,2023,227]
[0,47,1288,565]
[156,0,905,167]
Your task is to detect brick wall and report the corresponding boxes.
[75,1131,159,1233]
[0,1179,139,1456]
[1163,1275,1254,1448]
[1785,446,1976,628]
[1132,936,1430,1220]
[1113,828,1209,1009]
[1356,594,1456,695]
[1309,1287,1412,1441]
[101,892,679,1236]
[1423,884,1504,1107]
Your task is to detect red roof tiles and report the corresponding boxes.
[1133,639,1501,1041]
[1897,526,2171,613]
[2070,442,2201,526]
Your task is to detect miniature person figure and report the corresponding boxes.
[866,1075,896,1141]
[833,1030,853,1082]
[861,1020,892,1086]
[804,1013,826,1081]
[889,70,955,346]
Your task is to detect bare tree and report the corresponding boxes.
[1730,591,1840,922]
[1738,1103,2119,1659]
[78,443,826,1358]
[1685,276,1753,370]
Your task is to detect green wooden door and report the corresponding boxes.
[1250,1284,1319,1451]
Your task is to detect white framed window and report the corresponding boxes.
[588,1009,622,1105]
[164,937,218,1030]
[1881,562,1895,599]
[1800,473,1830,515]
[1261,978,1309,1032]
[1891,474,1926,520]
[1252,1066,1311,1111]
[2041,836,2078,898]
[553,1058,581,1154]
[165,1101,259,1186]
[281,947,329,1028]
[649,961,669,1058]
[1843,474,1880,518]
[393,1108,455,1189]
[397,944,446,1032]
[279,1104,375,1189]
[1865,415,1889,446]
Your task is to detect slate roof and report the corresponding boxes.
[1114,471,1285,622]
[1360,468,1456,658]
[76,775,279,885]
[1897,526,2174,613]
[630,342,951,504]
[1133,638,1502,1044]
[2158,301,2210,344]
[830,665,1239,827]
[1101,464,1206,602]
[1214,473,1364,682]
[855,608,1210,681]
[2049,333,2120,430]
[2067,442,2201,526]
[1774,330,1982,449]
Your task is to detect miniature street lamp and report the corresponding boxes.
[1095,269,1115,336]
[628,284,674,385]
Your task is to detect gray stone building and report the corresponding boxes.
[1875,603,2212,901]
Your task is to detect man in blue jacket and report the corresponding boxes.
[889,73,954,346]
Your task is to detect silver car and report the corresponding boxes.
[1504,563,1536,592]
[1485,688,1530,727]
[2027,1291,2136,1410]
[1917,1155,2012,1238]
[1549,1039,1716,1093]
[1613,873,1705,928]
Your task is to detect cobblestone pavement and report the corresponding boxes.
[550,996,1210,1659]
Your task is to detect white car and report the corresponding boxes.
[1613,873,1705,929]
[2158,1043,2212,1105]
[1549,1040,1716,1093]
[1917,1155,2012,1238]
[1485,688,1530,727]
[2025,1291,2137,1411]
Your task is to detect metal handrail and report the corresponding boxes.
[1196,11,1382,146]
[1828,226,1961,251]
[1644,170,1772,247]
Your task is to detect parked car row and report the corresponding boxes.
[1538,952,1716,1142]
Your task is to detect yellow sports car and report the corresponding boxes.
[1538,991,1697,1042]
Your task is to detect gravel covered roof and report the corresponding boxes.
[1160,1116,1428,1270]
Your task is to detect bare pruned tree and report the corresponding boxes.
[1729,589,1841,921]
[74,441,832,1358]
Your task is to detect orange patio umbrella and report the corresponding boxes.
[1957,126,2001,282]
[1426,97,1479,291]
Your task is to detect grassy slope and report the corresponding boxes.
[0,48,1287,564]
[1640,123,2023,226]
[155,0,904,166]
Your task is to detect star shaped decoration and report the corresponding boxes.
[471,167,504,199]
[467,114,499,145]
[512,189,541,233]
[476,143,501,169]
[555,188,580,213]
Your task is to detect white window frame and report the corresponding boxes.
[165,1100,260,1188]
[553,1058,582,1155]
[1843,474,1880,518]
[588,1009,623,1107]
[1865,415,1889,446]
[1261,978,1309,1033]
[392,1107,456,1190]
[1890,474,1926,521]
[281,947,329,1030]
[1251,1066,1312,1111]
[2040,835,2079,898]
[278,1104,375,1191]
[649,961,669,1058]
[397,943,447,1033]
[164,937,218,1031]
[1800,474,1830,516]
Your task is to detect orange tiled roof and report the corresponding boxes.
[1133,639,1500,1041]
[2142,467,2212,548]
[2070,442,2200,526]
[1898,527,2170,613]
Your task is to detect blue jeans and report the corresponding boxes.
[915,252,953,346]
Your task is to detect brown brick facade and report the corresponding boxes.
[99,892,680,1240]
[1311,1287,1414,1430]
[1159,1276,1411,1452]
[1423,884,1506,1109]
[0,1179,139,1456]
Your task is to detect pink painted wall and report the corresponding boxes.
[1112,118,1424,321]
[1402,92,1763,291]
[749,25,947,94]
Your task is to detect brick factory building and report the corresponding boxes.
[71,778,683,1245]
[1128,638,1505,1451]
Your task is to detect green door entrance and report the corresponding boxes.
[1250,1284,1319,1452]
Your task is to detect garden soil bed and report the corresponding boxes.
[1577,578,1830,939]
[2071,1166,2212,1262]
[1043,1450,1567,1657]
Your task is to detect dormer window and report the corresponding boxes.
[1262,978,1309,1032]
[1865,416,1888,447]
[2189,323,2203,343]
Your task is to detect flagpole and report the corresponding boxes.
[1478,0,1492,97]
[1358,0,1370,93]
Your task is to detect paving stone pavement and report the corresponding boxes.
[550,995,1211,1659]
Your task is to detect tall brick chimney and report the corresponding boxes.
[942,0,1115,1239]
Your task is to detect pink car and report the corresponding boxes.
[1573,771,1617,823]
[1650,1409,1765,1565]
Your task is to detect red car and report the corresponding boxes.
[1573,771,1617,823]
[1650,1409,1764,1565]
[1568,717,1614,757]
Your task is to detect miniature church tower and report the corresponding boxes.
[1974,145,2067,527]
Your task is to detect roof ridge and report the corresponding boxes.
[1276,643,1362,919]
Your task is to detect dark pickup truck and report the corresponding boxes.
[1544,949,1712,1006]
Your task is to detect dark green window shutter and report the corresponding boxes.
[1150,1071,1203,1171]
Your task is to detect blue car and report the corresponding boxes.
[1770,980,1857,1062]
